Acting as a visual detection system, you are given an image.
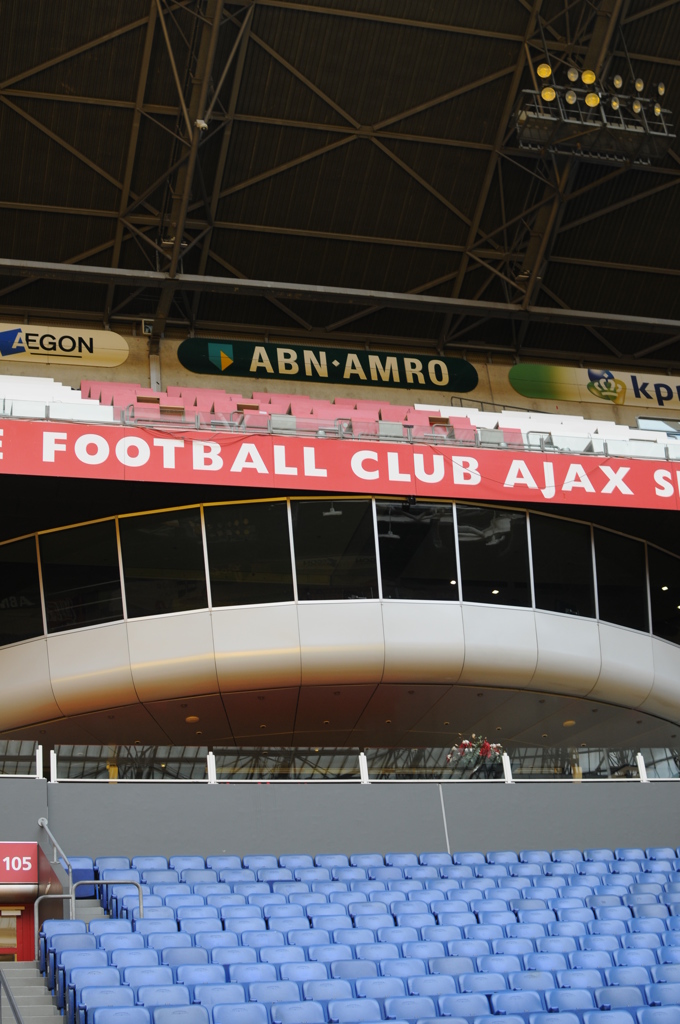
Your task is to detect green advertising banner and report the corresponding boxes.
[177,338,479,393]
[509,363,680,411]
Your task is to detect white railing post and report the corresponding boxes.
[35,744,43,779]
[502,752,514,784]
[636,752,649,783]
[358,752,370,785]
[207,751,217,784]
[49,749,58,783]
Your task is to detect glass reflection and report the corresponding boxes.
[530,514,595,617]
[648,545,680,644]
[292,499,378,600]
[40,520,123,632]
[119,508,207,618]
[205,501,294,607]
[457,504,531,606]
[377,501,459,600]
[595,528,648,632]
[0,538,43,645]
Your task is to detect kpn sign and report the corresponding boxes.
[0,323,129,367]
[510,363,680,411]
[178,338,478,393]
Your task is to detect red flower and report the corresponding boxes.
[479,740,491,759]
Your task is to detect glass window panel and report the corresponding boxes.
[40,520,123,633]
[456,504,531,607]
[292,499,378,600]
[530,514,595,618]
[594,528,648,632]
[119,508,207,618]
[648,545,680,645]
[205,501,294,607]
[377,501,459,600]
[0,538,43,645]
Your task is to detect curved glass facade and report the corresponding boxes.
[0,497,678,648]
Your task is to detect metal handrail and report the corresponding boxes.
[0,967,27,1024]
[37,817,72,894]
[71,879,143,923]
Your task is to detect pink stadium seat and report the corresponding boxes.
[243,413,269,429]
[502,428,525,447]
[379,406,410,422]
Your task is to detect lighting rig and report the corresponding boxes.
[516,56,674,164]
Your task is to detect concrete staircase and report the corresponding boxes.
[73,898,105,927]
[0,962,61,1024]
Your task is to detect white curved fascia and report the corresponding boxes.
[1,601,680,732]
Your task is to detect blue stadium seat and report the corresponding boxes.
[147,935,192,952]
[350,856,384,869]
[355,943,400,963]
[457,972,507,994]
[491,989,544,1015]
[249,981,302,1012]
[508,970,555,992]
[78,987,134,1024]
[231,963,277,986]
[193,983,246,1016]
[646,980,680,1004]
[152,1008,209,1024]
[205,857,241,872]
[169,858,205,872]
[280,963,327,983]
[40,921,88,974]
[438,993,490,1017]
[406,976,456,999]
[556,969,603,989]
[327,999,382,1023]
[134,921,178,936]
[212,1006,268,1024]
[271,1004,325,1024]
[110,950,158,970]
[175,965,226,994]
[383,996,436,1021]
[161,948,209,969]
[545,987,596,1012]
[92,1011,150,1024]
[605,966,651,987]
[638,1010,680,1024]
[123,967,174,992]
[616,949,657,968]
[57,951,110,1009]
[99,935,146,955]
[96,858,130,873]
[594,985,645,1009]
[194,932,238,951]
[570,950,612,970]
[428,957,474,978]
[132,858,168,872]
[651,962,680,981]
[420,854,452,868]
[67,967,121,1024]
[478,953,522,975]
[529,1015,581,1024]
[330,962,378,983]
[536,937,577,954]
[90,920,132,936]
[136,988,191,1010]
[211,948,257,968]
[381,960,426,980]
[260,948,306,969]
[48,936,98,992]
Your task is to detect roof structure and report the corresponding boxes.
[2,0,680,367]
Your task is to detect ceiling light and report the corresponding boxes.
[450,580,457,585]
[444,721,450,726]
[563,720,576,727]
[582,69,596,85]
[658,82,666,96]
[565,90,577,105]
[655,102,662,116]
[611,97,620,111]
[492,589,500,595]
[613,74,623,90]
[541,86,556,102]
[632,98,642,114]
[662,586,669,591]
[567,67,579,83]
[541,733,548,739]
[185,715,199,723]
[635,78,644,93]
[585,92,600,108]
[537,62,552,79]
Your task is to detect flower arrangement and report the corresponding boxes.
[446,734,504,768]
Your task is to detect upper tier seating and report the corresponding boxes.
[40,847,680,1024]
[0,375,674,459]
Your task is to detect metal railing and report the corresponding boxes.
[33,881,144,960]
[0,968,26,1024]
[38,817,72,895]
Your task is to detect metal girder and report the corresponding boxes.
[151,0,227,343]
[6,256,680,334]
[441,0,545,342]
[105,0,159,324]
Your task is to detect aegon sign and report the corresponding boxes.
[0,323,129,367]
[1,419,680,511]
[177,338,478,393]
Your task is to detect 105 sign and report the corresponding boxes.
[0,843,38,883]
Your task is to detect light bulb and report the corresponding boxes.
[635,78,644,92]
[537,62,552,79]
[613,74,623,90]
[567,67,579,82]
[565,90,577,105]
[541,86,556,101]
[655,102,662,116]
[585,92,600,108]
[658,82,666,96]
[582,69,596,85]
[611,96,620,111]
[633,98,642,113]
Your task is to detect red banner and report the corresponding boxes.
[0,843,38,884]
[1,419,679,510]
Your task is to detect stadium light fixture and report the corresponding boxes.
[613,74,623,90]
[658,82,666,96]
[582,69,596,85]
[541,86,556,101]
[567,67,579,82]
[585,92,600,107]
[635,78,644,92]
[537,62,552,78]
[565,90,577,105]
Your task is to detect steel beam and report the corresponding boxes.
[5,257,680,334]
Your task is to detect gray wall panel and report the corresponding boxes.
[0,779,668,857]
